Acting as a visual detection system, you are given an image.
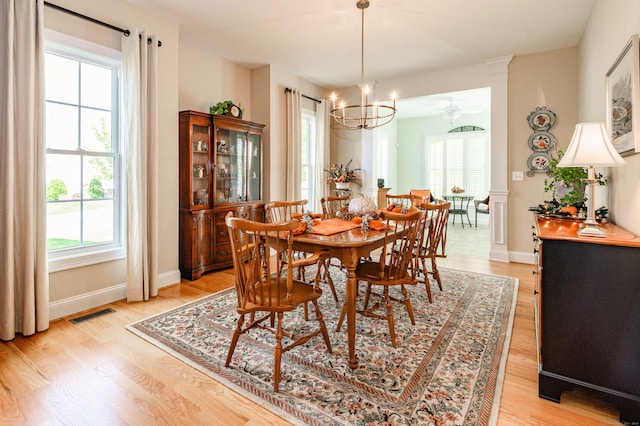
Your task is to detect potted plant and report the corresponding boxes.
[324,160,361,189]
[543,148,606,209]
[210,100,243,118]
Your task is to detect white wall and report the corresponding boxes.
[333,65,495,193]
[579,0,640,235]
[395,110,491,196]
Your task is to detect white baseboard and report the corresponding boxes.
[509,250,536,265]
[49,269,181,320]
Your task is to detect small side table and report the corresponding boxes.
[442,195,474,228]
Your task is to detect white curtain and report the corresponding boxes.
[285,88,302,201]
[122,30,159,302]
[312,100,330,212]
[0,0,49,340]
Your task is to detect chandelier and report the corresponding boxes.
[329,0,397,130]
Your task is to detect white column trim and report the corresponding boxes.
[486,55,513,263]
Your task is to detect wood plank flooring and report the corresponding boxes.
[0,256,621,425]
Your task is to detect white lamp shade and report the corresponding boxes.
[557,122,626,167]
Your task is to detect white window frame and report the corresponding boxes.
[45,30,125,272]
[424,130,491,200]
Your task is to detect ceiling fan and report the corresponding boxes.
[440,98,484,125]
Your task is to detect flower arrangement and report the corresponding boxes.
[324,160,361,184]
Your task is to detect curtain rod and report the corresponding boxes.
[284,87,321,104]
[43,1,162,47]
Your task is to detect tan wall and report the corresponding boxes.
[178,42,252,117]
[265,64,328,202]
[579,0,640,235]
[44,0,640,316]
[45,0,180,308]
[508,47,579,255]
[44,0,327,316]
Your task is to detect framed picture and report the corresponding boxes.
[605,34,640,156]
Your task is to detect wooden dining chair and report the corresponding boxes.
[224,213,332,392]
[385,193,416,210]
[335,209,424,347]
[318,195,351,300]
[265,199,308,223]
[411,201,451,303]
[265,200,318,277]
[410,189,435,205]
[265,200,337,313]
[320,195,350,219]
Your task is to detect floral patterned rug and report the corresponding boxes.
[127,267,518,425]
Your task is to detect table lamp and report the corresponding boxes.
[556,122,626,237]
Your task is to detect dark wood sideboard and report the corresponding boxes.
[533,215,640,424]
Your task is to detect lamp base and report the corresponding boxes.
[578,223,606,237]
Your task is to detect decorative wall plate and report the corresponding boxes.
[526,152,551,176]
[528,131,556,151]
[527,107,556,130]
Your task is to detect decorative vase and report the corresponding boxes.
[335,182,350,190]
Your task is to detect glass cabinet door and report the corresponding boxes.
[215,128,248,204]
[191,123,211,207]
[248,132,261,201]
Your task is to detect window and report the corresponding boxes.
[424,131,490,198]
[45,31,124,270]
[300,109,317,203]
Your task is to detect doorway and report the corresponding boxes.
[392,87,492,258]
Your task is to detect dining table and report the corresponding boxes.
[442,194,474,228]
[270,217,402,369]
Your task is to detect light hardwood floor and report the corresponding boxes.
[0,255,621,425]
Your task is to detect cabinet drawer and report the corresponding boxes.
[215,243,232,264]
[216,223,230,243]
[216,211,230,224]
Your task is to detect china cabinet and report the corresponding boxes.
[533,215,640,424]
[179,110,264,280]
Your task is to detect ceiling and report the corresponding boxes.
[395,87,491,120]
[122,0,595,118]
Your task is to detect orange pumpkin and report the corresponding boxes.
[560,206,578,215]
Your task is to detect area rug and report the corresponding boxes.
[127,267,518,425]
